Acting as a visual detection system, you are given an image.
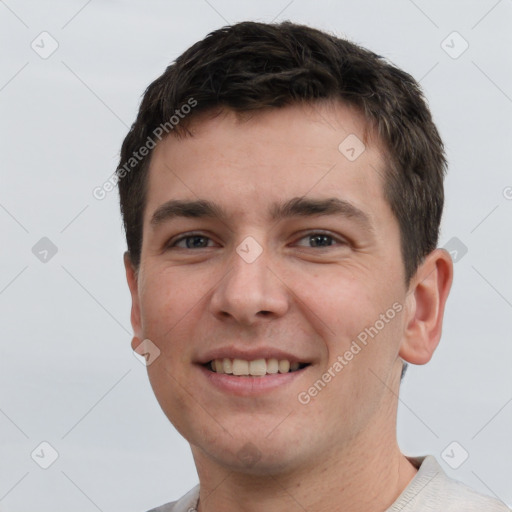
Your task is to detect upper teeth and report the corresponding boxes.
[210,358,301,376]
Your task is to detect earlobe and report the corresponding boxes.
[399,249,453,365]
[130,336,141,352]
[123,252,143,348]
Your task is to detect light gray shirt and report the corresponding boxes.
[147,455,510,512]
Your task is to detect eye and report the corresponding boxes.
[294,232,346,248]
[166,231,346,250]
[168,233,217,249]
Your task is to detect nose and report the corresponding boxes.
[209,240,290,326]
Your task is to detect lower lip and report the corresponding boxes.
[197,364,308,396]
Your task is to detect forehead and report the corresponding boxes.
[144,101,389,226]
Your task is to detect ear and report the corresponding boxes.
[124,252,143,351]
[399,248,453,365]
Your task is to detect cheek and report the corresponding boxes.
[140,271,206,436]
[300,267,404,359]
[136,274,202,380]
[146,359,196,440]
[139,268,201,335]
[298,269,378,337]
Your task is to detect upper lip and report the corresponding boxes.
[196,347,310,365]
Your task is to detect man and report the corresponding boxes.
[117,21,510,512]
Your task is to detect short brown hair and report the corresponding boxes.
[117,20,447,284]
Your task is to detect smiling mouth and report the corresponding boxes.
[206,358,310,376]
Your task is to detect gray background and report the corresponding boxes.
[1,0,511,510]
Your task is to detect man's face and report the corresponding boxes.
[127,101,411,473]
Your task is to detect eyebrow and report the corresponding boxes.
[150,197,374,234]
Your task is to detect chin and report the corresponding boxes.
[189,425,316,476]
[209,443,301,476]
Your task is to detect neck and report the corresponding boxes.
[192,415,418,512]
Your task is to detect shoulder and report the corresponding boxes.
[389,455,510,512]
[145,484,200,512]
[146,504,176,512]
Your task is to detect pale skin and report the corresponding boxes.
[125,100,453,512]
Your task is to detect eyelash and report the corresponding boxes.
[167,231,347,250]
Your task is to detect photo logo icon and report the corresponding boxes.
[32,237,58,263]
[133,338,161,366]
[441,441,469,469]
[441,31,469,59]
[31,31,59,60]
[31,441,59,469]
[338,134,365,161]
[443,237,468,263]
[237,442,262,468]
[236,236,263,264]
